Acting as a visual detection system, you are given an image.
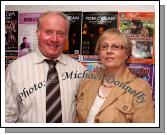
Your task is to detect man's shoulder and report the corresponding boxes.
[60,54,86,70]
[61,54,77,62]
[18,51,36,60]
[61,54,81,65]
[8,52,36,67]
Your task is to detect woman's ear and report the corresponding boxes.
[126,55,128,61]
[125,50,129,59]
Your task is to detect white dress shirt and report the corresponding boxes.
[5,49,86,123]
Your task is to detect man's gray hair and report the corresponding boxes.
[37,11,70,35]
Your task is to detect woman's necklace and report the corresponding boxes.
[102,80,114,88]
[98,86,113,99]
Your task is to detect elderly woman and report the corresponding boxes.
[75,28,154,123]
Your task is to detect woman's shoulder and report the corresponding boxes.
[127,68,151,88]
[125,68,152,93]
[133,76,150,86]
[130,75,152,94]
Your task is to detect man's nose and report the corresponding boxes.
[50,33,59,42]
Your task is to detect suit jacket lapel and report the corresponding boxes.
[97,85,125,115]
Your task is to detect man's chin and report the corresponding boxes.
[50,54,60,59]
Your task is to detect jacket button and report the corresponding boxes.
[94,119,99,123]
[123,105,128,111]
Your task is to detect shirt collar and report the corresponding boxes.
[33,48,68,66]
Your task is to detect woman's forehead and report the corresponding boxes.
[101,33,124,42]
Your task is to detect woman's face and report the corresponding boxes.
[99,34,128,69]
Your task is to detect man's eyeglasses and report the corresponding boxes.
[100,44,127,51]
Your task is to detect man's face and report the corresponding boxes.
[37,13,68,59]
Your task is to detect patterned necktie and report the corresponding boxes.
[45,59,62,123]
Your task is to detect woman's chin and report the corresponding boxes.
[104,64,116,69]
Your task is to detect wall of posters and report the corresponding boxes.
[5,11,155,100]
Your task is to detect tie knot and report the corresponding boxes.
[45,59,58,67]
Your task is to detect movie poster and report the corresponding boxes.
[18,13,41,57]
[119,12,154,39]
[127,63,155,100]
[63,12,82,60]
[152,67,155,102]
[5,51,18,68]
[5,11,18,50]
[131,40,153,59]
[119,12,155,64]
[81,62,102,72]
[81,12,118,61]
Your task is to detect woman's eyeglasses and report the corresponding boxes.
[100,44,127,51]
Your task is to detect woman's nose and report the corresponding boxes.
[106,46,114,54]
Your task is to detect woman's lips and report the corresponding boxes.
[105,57,115,60]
